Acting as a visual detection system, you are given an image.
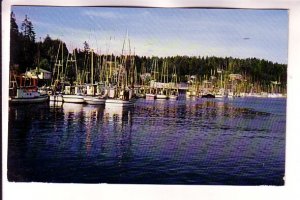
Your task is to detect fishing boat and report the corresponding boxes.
[9,69,49,104]
[105,31,136,108]
[9,86,49,104]
[156,60,169,100]
[146,93,156,100]
[49,40,68,102]
[84,96,106,105]
[214,88,227,98]
[186,75,198,98]
[84,84,106,105]
[62,85,85,103]
[83,49,106,105]
[63,94,85,103]
[105,98,134,107]
[168,65,179,100]
[156,94,168,99]
[156,89,168,99]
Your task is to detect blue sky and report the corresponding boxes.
[12,6,288,64]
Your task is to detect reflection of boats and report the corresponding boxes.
[63,102,83,113]
[49,100,63,107]
[50,93,63,102]
[105,105,132,121]
[169,94,178,100]
[9,87,49,104]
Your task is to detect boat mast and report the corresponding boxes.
[91,49,94,84]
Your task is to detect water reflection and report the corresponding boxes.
[8,98,286,185]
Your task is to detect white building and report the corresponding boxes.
[25,68,52,80]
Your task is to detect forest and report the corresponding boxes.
[10,12,287,92]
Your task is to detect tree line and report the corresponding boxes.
[10,12,287,91]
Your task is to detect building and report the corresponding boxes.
[25,68,52,80]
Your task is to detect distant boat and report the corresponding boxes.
[9,87,49,104]
[156,89,168,99]
[168,64,179,100]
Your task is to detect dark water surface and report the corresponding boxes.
[8,96,286,185]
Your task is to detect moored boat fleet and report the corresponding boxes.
[9,35,286,106]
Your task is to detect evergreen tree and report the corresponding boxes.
[19,15,36,71]
[10,12,20,68]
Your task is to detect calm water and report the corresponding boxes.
[8,96,286,185]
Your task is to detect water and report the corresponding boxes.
[8,96,286,185]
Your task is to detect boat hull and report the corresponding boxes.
[105,99,134,107]
[63,95,85,103]
[145,94,156,100]
[84,96,106,105]
[9,95,49,104]
[156,94,168,99]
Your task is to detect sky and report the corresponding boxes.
[11,6,288,64]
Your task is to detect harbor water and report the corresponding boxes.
[8,96,286,185]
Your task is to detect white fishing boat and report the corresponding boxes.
[214,88,227,98]
[168,66,179,101]
[84,96,106,105]
[84,83,107,105]
[83,50,107,105]
[145,93,156,100]
[9,87,49,104]
[186,75,198,98]
[63,94,85,103]
[156,90,168,99]
[105,98,134,107]
[156,95,168,99]
[105,31,136,108]
[62,85,85,103]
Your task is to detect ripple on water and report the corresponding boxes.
[8,98,286,185]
